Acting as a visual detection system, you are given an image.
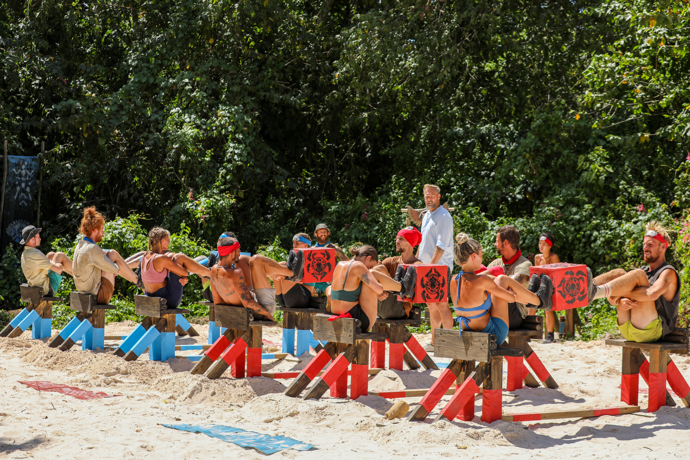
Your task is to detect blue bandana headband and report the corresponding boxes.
[293,235,311,245]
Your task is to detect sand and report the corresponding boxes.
[1,323,689,459]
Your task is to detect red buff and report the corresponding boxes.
[397,226,423,247]
[539,235,553,247]
[217,241,240,256]
[502,248,522,265]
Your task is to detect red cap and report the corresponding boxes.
[397,227,423,247]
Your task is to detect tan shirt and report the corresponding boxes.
[21,246,54,294]
[488,255,532,317]
[73,239,119,295]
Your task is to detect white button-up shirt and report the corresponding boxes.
[418,206,454,271]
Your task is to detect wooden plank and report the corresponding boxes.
[214,304,250,330]
[502,406,640,422]
[565,309,575,338]
[484,356,503,391]
[250,325,263,348]
[622,348,642,375]
[662,328,689,345]
[389,324,409,344]
[134,295,166,317]
[89,309,105,329]
[282,311,296,329]
[494,347,523,357]
[313,314,357,344]
[355,339,369,365]
[457,360,475,384]
[20,284,44,305]
[433,329,495,362]
[278,306,327,314]
[507,329,543,338]
[296,312,312,331]
[70,292,96,313]
[36,301,52,319]
[649,350,669,373]
[161,308,189,316]
[605,339,689,352]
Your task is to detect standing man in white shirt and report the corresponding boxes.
[417,184,454,347]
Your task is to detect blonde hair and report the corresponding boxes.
[454,232,482,265]
[147,227,171,252]
[646,221,671,247]
[80,207,105,236]
[423,184,441,194]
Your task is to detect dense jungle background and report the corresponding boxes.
[2,0,690,336]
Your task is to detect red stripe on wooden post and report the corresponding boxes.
[204,335,231,361]
[389,343,405,370]
[648,372,667,412]
[505,356,524,391]
[439,377,479,421]
[404,334,428,362]
[231,348,246,378]
[481,389,502,423]
[593,407,622,416]
[220,338,247,366]
[350,364,368,399]
[321,354,351,387]
[525,352,551,383]
[621,373,639,405]
[263,372,300,379]
[419,368,458,413]
[371,341,385,369]
[330,370,348,398]
[304,349,334,381]
[246,348,262,377]
[511,413,542,422]
[374,391,407,398]
[667,360,690,399]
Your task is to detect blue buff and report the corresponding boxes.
[294,236,311,245]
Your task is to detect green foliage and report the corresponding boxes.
[0,246,25,309]
[256,236,289,263]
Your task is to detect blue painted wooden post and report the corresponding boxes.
[57,316,82,341]
[116,324,148,355]
[15,309,40,334]
[9,308,30,329]
[83,326,105,351]
[68,319,93,348]
[33,318,52,340]
[282,328,295,355]
[296,329,311,357]
[130,326,162,358]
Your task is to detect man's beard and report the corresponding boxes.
[396,246,403,254]
[316,237,328,245]
[644,252,660,264]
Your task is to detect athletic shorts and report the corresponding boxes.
[47,271,62,297]
[149,272,184,308]
[255,288,277,315]
[97,278,115,305]
[377,293,406,320]
[282,284,312,309]
[481,316,509,346]
[348,303,371,332]
[619,317,663,343]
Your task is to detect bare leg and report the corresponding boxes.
[278,278,316,297]
[46,252,73,276]
[359,283,380,332]
[489,296,511,327]
[545,311,556,333]
[427,302,454,345]
[125,251,145,269]
[249,255,292,289]
[371,265,401,292]
[594,268,627,286]
[495,275,541,305]
[171,253,211,278]
[106,250,138,284]
[604,269,659,329]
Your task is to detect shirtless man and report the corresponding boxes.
[73,207,139,303]
[374,227,422,319]
[210,236,302,321]
[328,245,403,332]
[589,222,680,342]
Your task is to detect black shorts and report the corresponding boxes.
[348,304,371,332]
[283,284,312,309]
[377,294,406,320]
[508,302,524,329]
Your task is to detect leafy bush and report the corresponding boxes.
[0,246,25,310]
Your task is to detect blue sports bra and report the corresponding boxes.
[453,270,492,333]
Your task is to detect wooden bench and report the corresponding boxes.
[370,306,438,371]
[409,328,638,423]
[48,292,116,351]
[279,296,328,357]
[506,316,558,390]
[284,314,388,400]
[0,284,61,339]
[190,303,279,379]
[112,296,189,361]
[606,328,690,412]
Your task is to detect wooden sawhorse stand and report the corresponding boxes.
[370,306,438,371]
[113,296,188,361]
[408,330,521,423]
[48,292,115,351]
[190,304,278,379]
[284,314,388,400]
[607,328,690,412]
[279,298,328,357]
[506,315,558,391]
[1,284,60,339]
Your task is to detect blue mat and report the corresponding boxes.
[163,424,315,454]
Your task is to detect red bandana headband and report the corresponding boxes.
[644,231,668,247]
[539,235,553,248]
[217,241,240,256]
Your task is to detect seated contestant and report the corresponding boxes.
[20,225,74,296]
[374,226,423,319]
[73,207,139,303]
[198,232,252,302]
[275,233,316,309]
[141,227,211,308]
[328,245,402,332]
[532,232,561,342]
[211,236,302,321]
[311,223,349,295]
[589,222,679,343]
[451,233,551,346]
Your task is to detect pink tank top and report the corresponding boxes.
[142,254,168,284]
